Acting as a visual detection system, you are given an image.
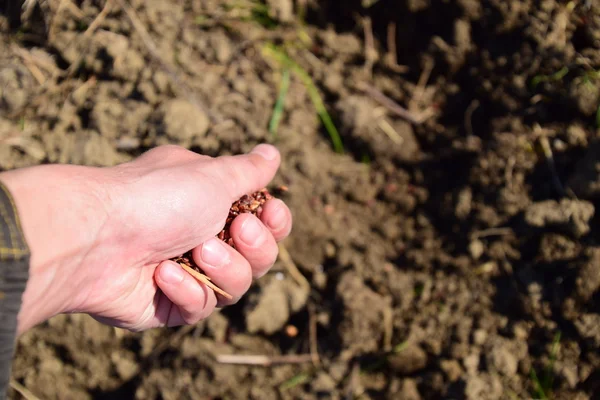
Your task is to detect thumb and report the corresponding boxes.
[212,144,281,201]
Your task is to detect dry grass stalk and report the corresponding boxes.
[216,354,313,366]
[83,0,113,37]
[471,227,514,239]
[308,303,321,367]
[65,0,113,77]
[362,16,377,78]
[9,379,41,400]
[277,243,310,290]
[358,82,431,125]
[409,57,434,112]
[385,22,409,73]
[178,262,233,300]
[383,305,393,352]
[464,99,480,137]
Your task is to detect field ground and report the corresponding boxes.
[2,0,600,399]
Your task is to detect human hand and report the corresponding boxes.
[0,144,292,333]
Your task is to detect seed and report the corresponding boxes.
[217,188,274,249]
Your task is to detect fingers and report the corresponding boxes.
[189,238,253,306]
[191,199,291,305]
[212,144,281,201]
[229,214,279,278]
[259,199,293,241]
[155,260,217,325]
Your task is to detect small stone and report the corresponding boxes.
[111,352,139,380]
[463,352,480,374]
[560,362,579,388]
[206,311,228,342]
[513,324,529,340]
[465,374,503,400]
[398,378,421,400]
[312,372,336,393]
[440,359,462,382]
[312,265,327,289]
[469,240,485,260]
[455,187,473,219]
[266,0,293,22]
[553,138,567,152]
[473,329,488,345]
[388,345,428,374]
[489,340,518,376]
[285,325,298,337]
[325,242,336,258]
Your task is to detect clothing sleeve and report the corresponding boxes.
[0,181,30,399]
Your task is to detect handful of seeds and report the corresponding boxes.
[217,188,274,247]
[171,187,282,299]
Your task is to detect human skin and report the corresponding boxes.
[0,144,292,334]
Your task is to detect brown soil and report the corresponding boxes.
[2,0,600,399]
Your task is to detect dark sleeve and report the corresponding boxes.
[0,181,30,399]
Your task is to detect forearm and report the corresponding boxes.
[0,165,110,334]
[0,181,30,398]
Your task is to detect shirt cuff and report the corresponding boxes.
[0,180,30,396]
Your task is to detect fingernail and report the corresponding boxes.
[240,217,264,246]
[251,144,278,161]
[160,263,185,284]
[266,200,286,230]
[201,238,230,268]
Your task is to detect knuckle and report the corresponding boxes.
[158,144,188,153]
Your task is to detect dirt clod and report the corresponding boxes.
[569,140,600,199]
[524,199,595,238]
[158,99,210,142]
[576,248,600,302]
[337,272,390,354]
[388,345,428,375]
[246,277,309,335]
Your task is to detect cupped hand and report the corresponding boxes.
[0,144,292,333]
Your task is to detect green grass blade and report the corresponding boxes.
[303,78,345,154]
[269,69,291,138]
[279,372,310,391]
[393,341,408,353]
[543,332,562,396]
[530,368,548,400]
[262,43,344,154]
[532,67,569,89]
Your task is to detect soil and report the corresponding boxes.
[2,0,600,399]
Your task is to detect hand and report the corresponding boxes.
[0,144,292,333]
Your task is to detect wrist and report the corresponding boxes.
[0,165,112,333]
